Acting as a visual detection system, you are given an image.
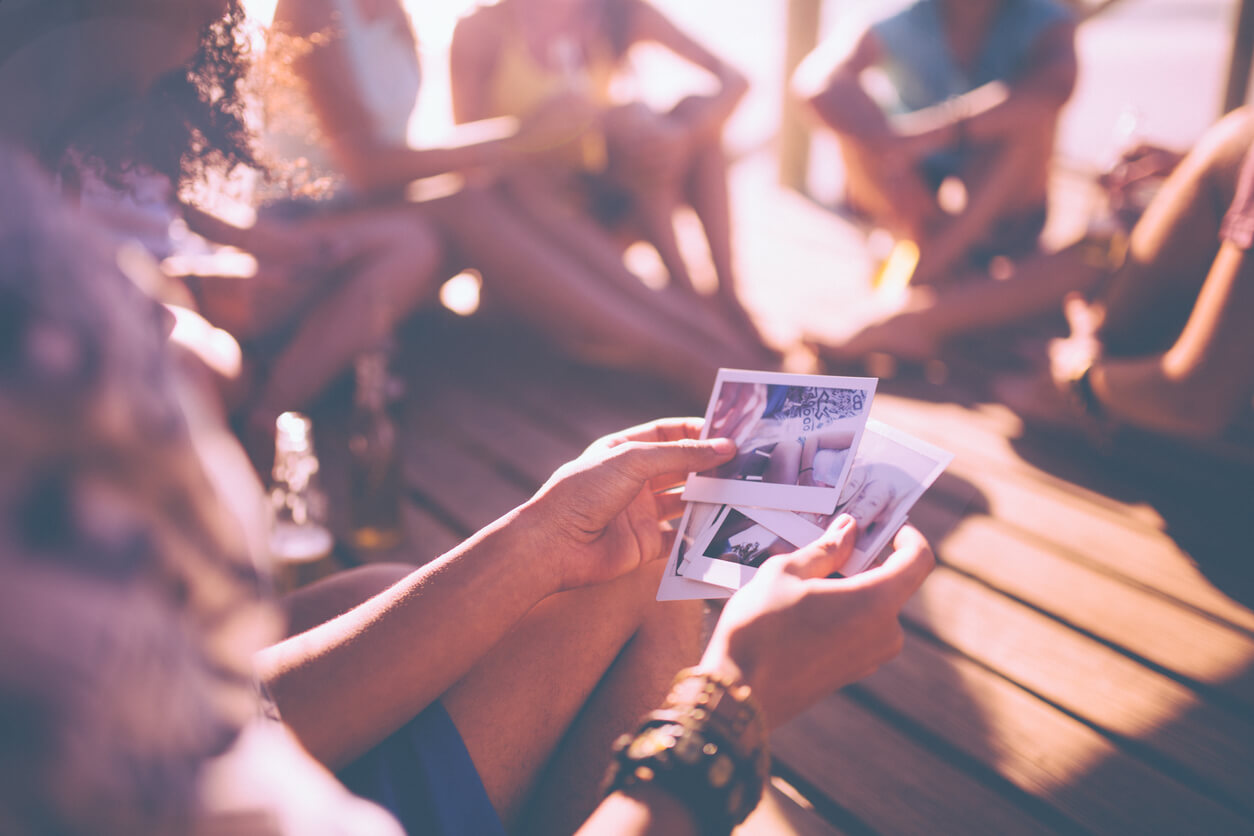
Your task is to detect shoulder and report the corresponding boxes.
[272,0,341,37]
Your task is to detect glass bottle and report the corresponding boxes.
[268,411,335,590]
[347,349,404,551]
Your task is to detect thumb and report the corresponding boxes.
[613,437,737,483]
[778,514,857,579]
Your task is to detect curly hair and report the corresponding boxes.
[59,1,260,191]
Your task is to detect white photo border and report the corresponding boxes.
[681,369,878,514]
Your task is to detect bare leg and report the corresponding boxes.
[628,178,696,293]
[424,188,760,398]
[810,239,1111,364]
[248,208,443,426]
[682,134,775,356]
[838,136,937,240]
[443,558,703,829]
[280,558,703,833]
[496,167,759,358]
[1097,107,1254,354]
[911,124,1053,285]
[513,572,705,835]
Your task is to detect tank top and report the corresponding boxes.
[262,0,422,195]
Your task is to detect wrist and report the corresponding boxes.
[510,496,572,597]
[604,667,769,835]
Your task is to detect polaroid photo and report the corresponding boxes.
[681,420,952,589]
[681,369,877,514]
[656,501,734,601]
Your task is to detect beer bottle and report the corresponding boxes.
[347,350,404,551]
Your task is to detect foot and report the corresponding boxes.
[808,297,940,368]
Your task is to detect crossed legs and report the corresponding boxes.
[281,558,704,832]
[839,119,1054,286]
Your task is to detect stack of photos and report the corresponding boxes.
[658,369,953,602]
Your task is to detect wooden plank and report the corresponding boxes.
[854,631,1254,833]
[906,567,1254,812]
[871,395,1254,634]
[489,361,687,444]
[773,693,1060,834]
[911,502,1254,707]
[399,413,534,535]
[423,384,585,487]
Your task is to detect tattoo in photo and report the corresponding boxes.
[682,369,877,514]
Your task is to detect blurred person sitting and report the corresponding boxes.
[0,144,936,836]
[262,0,770,403]
[0,0,449,453]
[995,106,1254,442]
[793,0,1077,287]
[802,134,1194,369]
[449,0,773,355]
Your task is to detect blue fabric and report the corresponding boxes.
[871,0,1073,114]
[338,701,506,836]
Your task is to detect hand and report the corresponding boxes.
[524,418,737,592]
[513,90,602,158]
[1100,143,1182,226]
[700,517,934,728]
[1048,293,1104,391]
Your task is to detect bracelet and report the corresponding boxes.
[1067,362,1103,420]
[605,668,769,836]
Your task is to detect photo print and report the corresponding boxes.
[682,369,877,514]
[655,501,734,602]
[681,421,953,589]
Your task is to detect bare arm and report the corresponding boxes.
[954,21,1078,143]
[627,0,748,145]
[796,20,1076,157]
[272,0,519,194]
[255,421,737,770]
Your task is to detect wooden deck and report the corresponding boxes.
[312,154,1254,835]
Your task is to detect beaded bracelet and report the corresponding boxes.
[604,668,769,836]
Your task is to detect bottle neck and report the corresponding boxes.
[354,350,389,411]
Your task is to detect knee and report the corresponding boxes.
[1190,107,1254,183]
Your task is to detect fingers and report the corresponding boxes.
[611,437,736,490]
[601,417,706,449]
[853,525,935,605]
[776,514,857,579]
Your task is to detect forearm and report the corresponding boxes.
[577,787,699,836]
[953,80,1066,144]
[255,505,560,769]
[336,129,519,195]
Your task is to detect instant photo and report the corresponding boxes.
[682,421,952,589]
[656,501,734,601]
[682,369,877,514]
